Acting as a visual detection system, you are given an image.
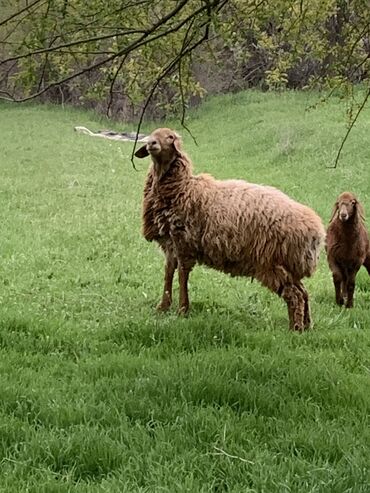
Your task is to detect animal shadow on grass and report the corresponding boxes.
[153,286,290,331]
[153,293,269,323]
[107,298,281,355]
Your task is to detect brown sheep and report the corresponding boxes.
[136,128,325,331]
[326,192,370,308]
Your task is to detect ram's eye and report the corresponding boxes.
[168,135,174,140]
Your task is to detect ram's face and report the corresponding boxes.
[146,129,177,156]
[135,128,182,160]
[336,193,357,222]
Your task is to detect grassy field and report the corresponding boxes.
[0,91,369,492]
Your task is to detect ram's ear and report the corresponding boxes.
[356,200,366,222]
[329,202,339,223]
[173,132,182,154]
[135,145,149,158]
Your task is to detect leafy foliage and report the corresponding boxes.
[0,0,223,117]
[0,0,369,124]
[216,0,370,92]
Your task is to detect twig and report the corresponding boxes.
[106,54,128,117]
[130,15,215,168]
[0,0,191,66]
[344,23,370,69]
[0,29,146,65]
[130,0,229,165]
[0,0,45,27]
[58,85,65,107]
[329,86,370,168]
[0,1,208,103]
[0,89,15,98]
[212,446,255,465]
[178,18,199,146]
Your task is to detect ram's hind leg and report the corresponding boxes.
[297,282,311,329]
[345,268,359,308]
[157,252,177,312]
[257,268,305,331]
[281,284,306,332]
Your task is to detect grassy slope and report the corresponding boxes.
[0,91,369,492]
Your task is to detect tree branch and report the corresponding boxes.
[106,54,128,117]
[330,86,370,168]
[178,18,199,145]
[130,8,218,167]
[0,0,212,103]
[0,0,45,27]
[0,0,191,66]
[0,29,147,65]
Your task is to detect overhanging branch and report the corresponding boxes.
[330,86,370,168]
[0,0,219,103]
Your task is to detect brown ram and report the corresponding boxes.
[136,128,325,331]
[326,192,370,308]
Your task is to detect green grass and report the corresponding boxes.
[0,91,369,492]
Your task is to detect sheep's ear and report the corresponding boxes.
[135,145,149,158]
[173,132,182,154]
[329,202,339,223]
[357,201,366,222]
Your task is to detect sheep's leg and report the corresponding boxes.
[364,254,370,275]
[297,282,311,329]
[177,261,194,315]
[257,268,305,331]
[345,269,358,308]
[281,285,305,332]
[157,254,177,312]
[330,263,344,306]
[285,295,296,330]
[340,280,347,304]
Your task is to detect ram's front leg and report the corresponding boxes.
[177,260,195,315]
[157,253,177,312]
[330,262,344,306]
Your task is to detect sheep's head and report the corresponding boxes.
[135,128,182,165]
[331,192,365,223]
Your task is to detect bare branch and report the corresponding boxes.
[106,54,128,117]
[212,446,255,465]
[344,22,370,68]
[74,0,151,21]
[130,11,216,167]
[348,53,370,79]
[178,18,199,145]
[1,5,45,44]
[0,54,116,102]
[0,29,146,65]
[330,86,370,168]
[0,0,213,103]
[0,0,45,27]
[0,0,191,66]
[0,89,15,98]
